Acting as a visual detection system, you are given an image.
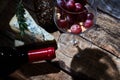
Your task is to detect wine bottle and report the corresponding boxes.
[0,46,56,77]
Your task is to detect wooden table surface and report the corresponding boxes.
[8,10,120,80]
[51,11,120,80]
[0,0,120,80]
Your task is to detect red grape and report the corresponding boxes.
[70,24,82,34]
[87,13,94,20]
[66,0,76,11]
[84,19,93,28]
[57,0,66,9]
[57,19,68,28]
[75,3,83,12]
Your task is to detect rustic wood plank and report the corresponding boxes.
[10,21,120,80]
[79,11,120,58]
[1,0,120,79]
[53,31,120,80]
[9,61,72,80]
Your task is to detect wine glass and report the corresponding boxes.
[54,0,97,58]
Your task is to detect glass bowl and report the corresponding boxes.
[54,0,97,35]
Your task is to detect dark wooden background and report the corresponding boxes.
[0,0,120,80]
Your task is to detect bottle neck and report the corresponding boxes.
[0,47,56,76]
[0,46,56,63]
[27,47,56,63]
[17,47,56,63]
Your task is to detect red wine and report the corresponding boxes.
[0,46,56,76]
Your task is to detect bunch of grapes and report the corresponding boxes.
[56,0,94,34]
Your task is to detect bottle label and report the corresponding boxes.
[28,47,56,62]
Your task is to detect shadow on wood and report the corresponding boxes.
[18,61,60,77]
[16,61,60,77]
[0,61,61,80]
[71,48,120,80]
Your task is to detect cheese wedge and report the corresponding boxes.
[9,9,55,43]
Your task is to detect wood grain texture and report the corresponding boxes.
[8,11,120,80]
[53,31,120,80]
[79,11,120,58]
[9,61,72,80]
[0,0,120,80]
